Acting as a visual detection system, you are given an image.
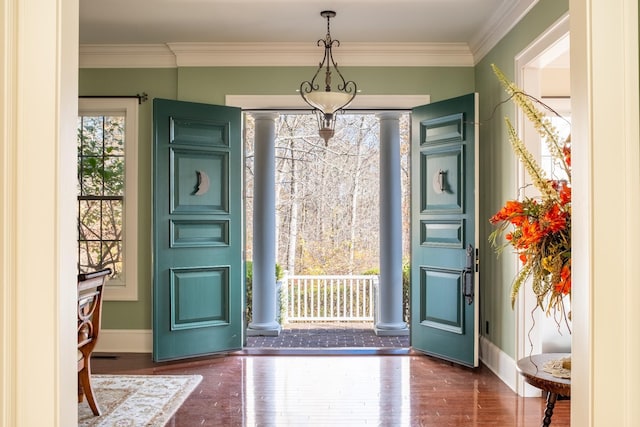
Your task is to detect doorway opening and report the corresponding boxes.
[514,14,571,395]
[243,112,411,349]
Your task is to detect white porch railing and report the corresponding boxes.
[283,275,378,322]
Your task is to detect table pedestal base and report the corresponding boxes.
[516,353,571,427]
[542,392,558,427]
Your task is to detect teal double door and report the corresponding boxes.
[411,93,479,368]
[152,95,479,367]
[152,99,243,361]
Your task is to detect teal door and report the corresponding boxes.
[152,99,243,361]
[410,93,479,367]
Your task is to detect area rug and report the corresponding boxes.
[78,374,202,427]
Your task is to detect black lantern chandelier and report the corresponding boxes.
[300,11,357,144]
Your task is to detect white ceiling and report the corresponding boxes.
[79,0,540,64]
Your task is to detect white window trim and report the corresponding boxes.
[78,97,139,301]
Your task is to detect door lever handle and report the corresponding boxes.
[462,244,474,305]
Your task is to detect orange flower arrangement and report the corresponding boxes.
[489,64,571,321]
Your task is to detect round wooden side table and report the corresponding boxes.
[517,353,571,427]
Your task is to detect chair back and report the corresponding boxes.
[77,268,111,354]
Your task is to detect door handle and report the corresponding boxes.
[462,244,474,305]
[433,169,447,194]
[192,170,210,196]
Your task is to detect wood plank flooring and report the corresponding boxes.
[92,352,570,426]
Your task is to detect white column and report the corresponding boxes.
[247,112,281,336]
[375,112,409,336]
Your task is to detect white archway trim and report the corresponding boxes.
[511,12,570,397]
[515,13,570,69]
[571,0,640,425]
[1,0,79,425]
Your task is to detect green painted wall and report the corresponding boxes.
[79,68,177,329]
[175,67,475,104]
[475,0,569,358]
[79,66,473,330]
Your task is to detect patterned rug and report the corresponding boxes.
[78,374,202,427]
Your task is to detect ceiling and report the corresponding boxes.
[79,0,540,64]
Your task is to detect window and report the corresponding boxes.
[77,98,138,300]
[541,97,571,182]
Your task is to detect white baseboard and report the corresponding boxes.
[479,335,540,397]
[95,329,152,353]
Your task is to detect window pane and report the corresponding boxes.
[78,241,102,273]
[102,240,122,278]
[104,116,125,156]
[80,116,104,156]
[101,200,122,240]
[103,156,125,195]
[79,156,105,196]
[79,200,101,240]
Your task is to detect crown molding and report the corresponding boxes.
[79,42,474,68]
[469,0,539,64]
[168,42,473,67]
[79,44,176,68]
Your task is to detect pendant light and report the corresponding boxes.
[300,11,357,144]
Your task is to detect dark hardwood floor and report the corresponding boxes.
[92,351,570,426]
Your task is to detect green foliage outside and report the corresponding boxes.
[245,261,285,326]
[77,115,125,278]
[361,263,410,324]
[402,261,410,324]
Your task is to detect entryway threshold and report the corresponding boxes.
[245,323,410,349]
[236,347,412,356]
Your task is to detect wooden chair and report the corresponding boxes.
[77,268,111,416]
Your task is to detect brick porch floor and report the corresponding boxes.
[245,322,410,349]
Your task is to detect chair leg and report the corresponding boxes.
[78,358,101,416]
[78,378,84,403]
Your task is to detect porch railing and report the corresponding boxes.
[282,275,378,322]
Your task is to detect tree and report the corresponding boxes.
[245,112,410,276]
[77,115,125,278]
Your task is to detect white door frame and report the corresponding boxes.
[513,12,570,397]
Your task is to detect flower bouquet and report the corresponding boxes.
[489,64,571,322]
